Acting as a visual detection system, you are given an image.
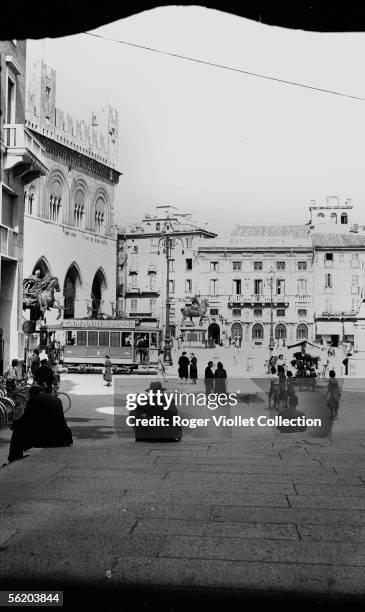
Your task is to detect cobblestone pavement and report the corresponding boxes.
[0,371,364,609]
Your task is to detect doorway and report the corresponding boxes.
[208,323,220,344]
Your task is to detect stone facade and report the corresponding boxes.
[118,199,365,350]
[23,62,121,339]
[0,41,48,371]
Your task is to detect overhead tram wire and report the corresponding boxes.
[83,31,365,103]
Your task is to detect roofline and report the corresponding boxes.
[313,245,365,250]
[309,205,352,210]
[198,246,313,253]
[118,230,217,239]
[28,126,123,177]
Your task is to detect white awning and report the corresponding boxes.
[316,321,342,335]
[344,322,354,335]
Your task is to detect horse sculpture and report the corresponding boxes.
[23,273,63,321]
[181,297,209,326]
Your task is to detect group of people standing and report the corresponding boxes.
[176,352,228,393]
[268,365,341,420]
[177,352,198,383]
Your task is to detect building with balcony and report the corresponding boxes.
[196,224,315,347]
[117,206,217,332]
[0,41,48,371]
[117,198,365,350]
[22,61,121,342]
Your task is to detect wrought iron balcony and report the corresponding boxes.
[229,293,288,304]
[3,124,48,183]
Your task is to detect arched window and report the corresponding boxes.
[32,257,51,278]
[317,213,325,218]
[231,322,243,341]
[330,212,337,224]
[341,213,348,225]
[156,223,160,231]
[296,323,308,340]
[49,181,62,222]
[74,190,85,229]
[63,263,82,319]
[25,185,36,215]
[90,268,107,318]
[95,197,105,235]
[275,323,287,340]
[252,323,264,340]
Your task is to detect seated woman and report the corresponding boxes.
[6,374,72,464]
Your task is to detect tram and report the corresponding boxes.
[61,319,162,368]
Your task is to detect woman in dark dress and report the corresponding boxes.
[6,379,72,463]
[189,353,198,384]
[214,362,227,394]
[178,351,189,383]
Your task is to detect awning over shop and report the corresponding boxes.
[316,321,342,335]
[344,322,354,335]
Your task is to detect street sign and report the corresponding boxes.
[22,320,36,334]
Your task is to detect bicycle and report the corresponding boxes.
[57,390,71,413]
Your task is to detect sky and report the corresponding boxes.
[27,6,365,236]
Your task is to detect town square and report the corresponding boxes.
[1,4,365,610]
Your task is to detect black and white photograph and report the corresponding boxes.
[1,3,365,610]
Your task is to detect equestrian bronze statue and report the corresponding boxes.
[23,271,63,320]
[181,296,209,326]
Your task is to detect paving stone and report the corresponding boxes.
[157,535,365,566]
[123,490,289,507]
[0,529,17,547]
[298,525,365,543]
[0,552,114,582]
[160,467,361,484]
[211,505,365,526]
[289,495,365,510]
[2,531,168,557]
[134,518,299,540]
[295,484,365,497]
[111,557,365,594]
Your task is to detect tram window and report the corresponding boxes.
[121,332,132,347]
[135,333,149,347]
[77,331,87,346]
[110,332,120,347]
[99,331,110,346]
[150,333,158,348]
[88,331,98,346]
[66,331,76,345]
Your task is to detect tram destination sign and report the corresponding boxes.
[62,319,136,329]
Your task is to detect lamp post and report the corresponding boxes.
[269,266,275,351]
[158,219,184,365]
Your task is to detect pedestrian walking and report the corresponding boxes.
[103,355,113,386]
[286,370,296,400]
[326,370,340,419]
[157,351,167,381]
[189,353,198,384]
[204,361,214,395]
[214,361,227,394]
[342,353,351,376]
[178,351,189,383]
[268,366,279,409]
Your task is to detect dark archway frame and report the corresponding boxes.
[2,3,365,40]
